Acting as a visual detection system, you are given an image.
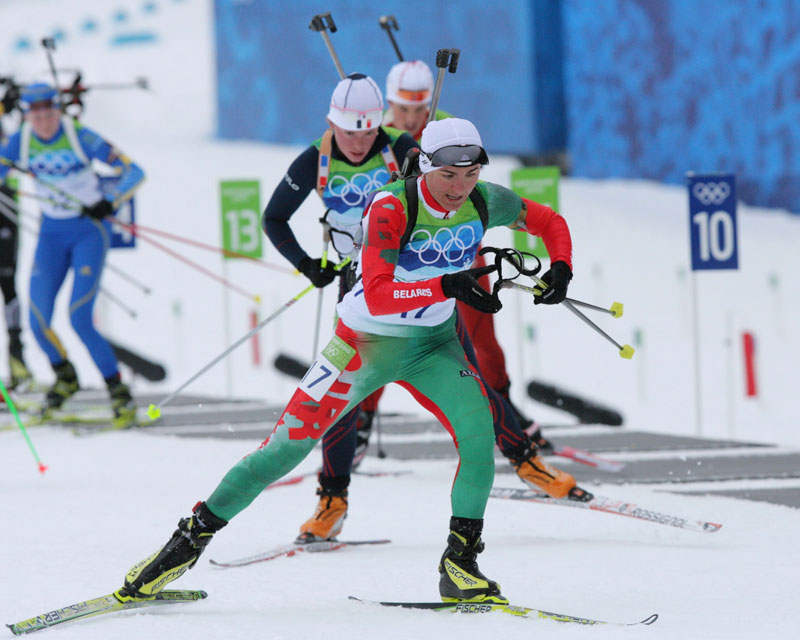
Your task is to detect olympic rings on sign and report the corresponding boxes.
[693,182,731,206]
[326,169,391,207]
[408,224,477,265]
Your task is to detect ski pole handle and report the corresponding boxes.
[428,48,460,123]
[379,15,404,61]
[309,12,346,79]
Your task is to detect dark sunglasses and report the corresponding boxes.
[424,144,488,168]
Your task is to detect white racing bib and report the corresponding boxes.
[298,335,356,402]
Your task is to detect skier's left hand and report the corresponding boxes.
[82,199,114,221]
[534,261,572,305]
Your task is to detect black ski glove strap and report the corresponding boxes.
[534,260,572,305]
[441,265,502,314]
[299,256,340,288]
[82,199,114,221]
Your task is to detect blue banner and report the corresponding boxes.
[687,174,738,271]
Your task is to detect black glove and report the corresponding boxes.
[82,199,114,221]
[1,85,18,115]
[534,260,572,305]
[298,256,340,288]
[0,182,17,201]
[441,265,502,314]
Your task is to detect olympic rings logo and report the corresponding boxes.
[326,169,390,207]
[408,224,477,265]
[29,150,82,176]
[693,182,731,205]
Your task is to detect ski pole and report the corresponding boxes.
[0,378,48,474]
[40,37,64,113]
[117,220,295,274]
[311,223,332,359]
[99,286,138,319]
[0,189,153,295]
[309,12,346,79]
[109,218,262,304]
[146,258,351,420]
[501,280,635,359]
[428,48,460,124]
[378,15,404,61]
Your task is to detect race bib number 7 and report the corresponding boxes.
[299,336,356,402]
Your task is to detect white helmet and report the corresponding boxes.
[385,60,433,105]
[327,73,384,131]
[419,118,488,174]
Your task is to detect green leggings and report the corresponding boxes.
[206,316,495,521]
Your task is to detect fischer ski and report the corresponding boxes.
[210,539,390,568]
[6,589,207,636]
[491,486,722,533]
[348,597,658,626]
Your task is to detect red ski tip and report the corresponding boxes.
[38,463,48,474]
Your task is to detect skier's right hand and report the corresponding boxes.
[298,256,340,288]
[441,265,502,314]
[0,182,17,200]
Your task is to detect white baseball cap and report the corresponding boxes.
[419,118,489,173]
[386,60,433,105]
[327,73,384,131]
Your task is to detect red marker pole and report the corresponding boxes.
[742,332,757,397]
[250,310,261,366]
[0,379,47,474]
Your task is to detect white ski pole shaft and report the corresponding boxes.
[147,258,351,419]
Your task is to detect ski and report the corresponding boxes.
[109,339,167,382]
[210,539,391,568]
[264,469,411,491]
[348,597,657,626]
[0,412,114,431]
[527,379,624,426]
[490,486,722,533]
[6,589,207,635]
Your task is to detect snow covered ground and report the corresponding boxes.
[2,1,800,638]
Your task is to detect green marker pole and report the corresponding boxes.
[0,379,47,474]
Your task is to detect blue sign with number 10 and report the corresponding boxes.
[687,174,738,271]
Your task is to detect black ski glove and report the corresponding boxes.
[82,199,114,221]
[298,256,340,288]
[441,265,502,314]
[534,260,572,305]
[0,182,17,201]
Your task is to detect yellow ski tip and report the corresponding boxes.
[619,345,635,359]
[146,404,162,420]
[253,294,262,304]
[610,302,624,318]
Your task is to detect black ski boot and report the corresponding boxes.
[439,517,507,603]
[352,409,375,469]
[43,360,79,414]
[117,501,227,600]
[8,329,33,391]
[106,374,137,428]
